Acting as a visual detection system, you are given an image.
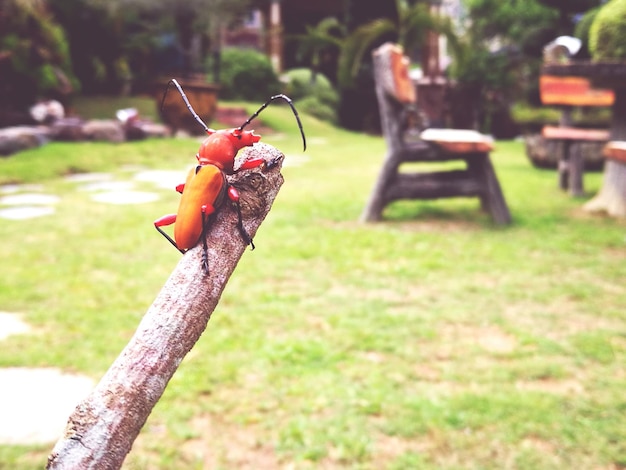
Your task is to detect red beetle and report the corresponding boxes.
[154,79,306,273]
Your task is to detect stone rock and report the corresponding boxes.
[49,117,87,141]
[124,121,171,141]
[82,119,125,143]
[0,126,50,157]
[29,100,65,124]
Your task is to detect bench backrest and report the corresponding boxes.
[372,43,419,150]
[540,75,614,107]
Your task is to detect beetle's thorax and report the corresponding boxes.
[196,128,261,174]
[197,133,237,172]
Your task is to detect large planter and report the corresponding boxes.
[155,76,219,135]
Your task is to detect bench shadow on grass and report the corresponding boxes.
[380,200,500,232]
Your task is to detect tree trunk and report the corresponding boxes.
[584,89,626,217]
[46,143,285,470]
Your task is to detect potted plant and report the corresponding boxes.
[96,0,252,133]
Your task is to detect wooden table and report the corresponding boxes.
[542,61,626,217]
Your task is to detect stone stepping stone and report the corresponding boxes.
[0,313,94,445]
[63,174,160,205]
[0,192,59,220]
[63,172,112,183]
[79,181,135,192]
[0,368,94,444]
[0,206,56,220]
[0,193,60,205]
[134,169,185,190]
[0,184,44,194]
[0,312,30,340]
[91,190,159,205]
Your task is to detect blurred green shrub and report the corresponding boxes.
[574,6,602,58]
[0,2,79,115]
[511,102,611,132]
[589,0,626,60]
[214,48,281,101]
[282,68,338,123]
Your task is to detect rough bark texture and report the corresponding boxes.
[46,142,285,470]
[584,159,626,217]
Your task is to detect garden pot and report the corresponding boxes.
[155,75,220,135]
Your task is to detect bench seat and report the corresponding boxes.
[420,128,494,153]
[542,126,609,141]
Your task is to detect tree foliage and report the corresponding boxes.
[337,0,459,88]
[448,0,602,134]
[81,0,252,80]
[49,0,140,94]
[589,0,626,60]
[0,0,78,122]
[215,48,280,101]
[291,17,345,83]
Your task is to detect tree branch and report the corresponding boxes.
[46,142,285,470]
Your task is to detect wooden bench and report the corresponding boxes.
[360,43,511,225]
[539,75,613,196]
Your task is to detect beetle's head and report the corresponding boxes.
[197,128,261,173]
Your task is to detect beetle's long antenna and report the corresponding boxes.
[162,79,213,134]
[239,94,306,151]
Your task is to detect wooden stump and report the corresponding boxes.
[584,89,626,217]
[584,143,626,217]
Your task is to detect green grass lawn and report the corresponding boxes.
[0,99,625,469]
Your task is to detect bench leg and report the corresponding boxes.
[569,143,584,197]
[360,151,400,222]
[558,140,570,191]
[468,154,512,225]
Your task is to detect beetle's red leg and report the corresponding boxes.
[238,157,265,170]
[227,186,240,202]
[154,214,185,254]
[227,186,255,250]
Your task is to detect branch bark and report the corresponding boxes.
[46,142,285,470]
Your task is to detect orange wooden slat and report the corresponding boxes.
[542,125,609,141]
[540,75,614,107]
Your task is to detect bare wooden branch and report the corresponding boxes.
[46,142,285,470]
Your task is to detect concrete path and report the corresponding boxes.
[0,313,94,445]
[0,170,188,445]
[0,169,184,220]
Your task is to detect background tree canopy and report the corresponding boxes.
[0,0,613,134]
